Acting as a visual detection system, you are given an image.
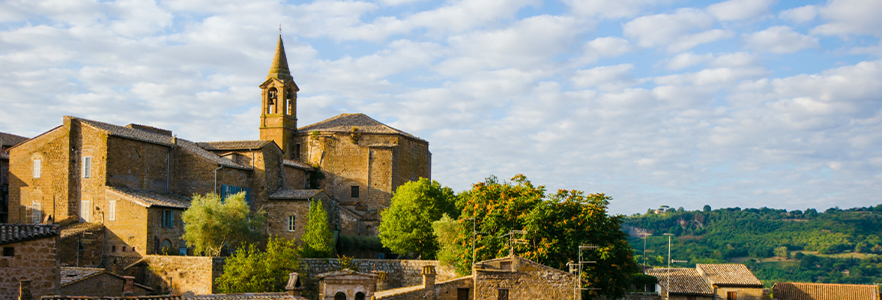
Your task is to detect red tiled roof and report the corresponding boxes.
[696,264,763,287]
[0,224,60,246]
[773,282,880,300]
[646,268,714,296]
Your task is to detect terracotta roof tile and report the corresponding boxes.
[283,159,312,170]
[60,222,104,239]
[61,267,104,285]
[268,189,323,200]
[646,268,714,296]
[298,113,423,141]
[696,264,763,287]
[0,224,60,245]
[106,186,190,209]
[773,282,880,300]
[176,139,251,170]
[196,141,274,151]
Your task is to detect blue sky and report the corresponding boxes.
[1,0,881,215]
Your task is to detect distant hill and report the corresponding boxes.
[624,205,882,286]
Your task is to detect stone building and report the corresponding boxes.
[5,34,430,262]
[646,264,768,300]
[1,132,29,223]
[0,224,61,300]
[316,269,378,300]
[59,267,153,296]
[772,282,880,300]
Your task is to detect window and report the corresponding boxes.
[727,291,737,300]
[33,159,41,178]
[355,292,365,300]
[80,201,91,222]
[294,144,301,159]
[31,202,42,224]
[286,89,294,115]
[267,88,277,114]
[457,288,469,300]
[2,247,13,257]
[497,289,508,300]
[111,245,116,252]
[82,156,92,178]
[351,186,359,198]
[334,292,346,300]
[122,246,127,252]
[220,185,252,206]
[108,201,116,221]
[288,215,296,232]
[179,240,188,256]
[162,210,174,228]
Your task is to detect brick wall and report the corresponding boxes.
[0,237,60,300]
[102,192,149,258]
[8,121,72,224]
[123,255,224,295]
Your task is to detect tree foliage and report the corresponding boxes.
[216,236,301,293]
[450,175,637,299]
[379,178,457,259]
[432,213,460,267]
[182,192,264,257]
[302,199,334,258]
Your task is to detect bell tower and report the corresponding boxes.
[260,35,300,158]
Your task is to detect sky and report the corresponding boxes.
[1,0,881,215]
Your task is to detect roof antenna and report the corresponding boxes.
[279,22,282,35]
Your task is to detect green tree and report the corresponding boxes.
[379,178,457,259]
[302,199,334,258]
[432,213,463,267]
[216,236,301,293]
[182,192,265,257]
[703,205,712,212]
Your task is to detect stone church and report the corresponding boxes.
[4,35,430,260]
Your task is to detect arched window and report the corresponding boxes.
[355,292,365,300]
[286,89,294,115]
[160,239,172,254]
[267,88,277,114]
[334,292,346,300]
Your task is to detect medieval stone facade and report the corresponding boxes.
[1,132,29,224]
[3,34,431,268]
[0,224,61,300]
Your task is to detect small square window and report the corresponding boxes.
[2,247,13,257]
[122,246,127,252]
[351,186,359,198]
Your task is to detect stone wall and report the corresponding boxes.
[474,256,578,300]
[102,192,149,258]
[60,273,150,297]
[8,119,72,223]
[59,226,104,267]
[715,286,766,300]
[0,236,60,300]
[264,199,310,242]
[299,259,454,291]
[123,255,224,295]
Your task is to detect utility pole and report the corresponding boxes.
[663,233,673,300]
[459,217,487,271]
[570,244,600,300]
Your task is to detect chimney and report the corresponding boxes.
[122,276,135,296]
[18,280,32,300]
[285,273,304,297]
[373,271,388,291]
[421,266,436,290]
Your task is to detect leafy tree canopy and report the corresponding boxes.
[182,192,265,257]
[302,199,334,258]
[216,236,301,293]
[379,178,457,259]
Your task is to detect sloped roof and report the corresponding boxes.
[316,269,378,279]
[773,282,880,300]
[696,264,763,287]
[298,113,423,141]
[268,189,323,200]
[61,267,104,285]
[106,186,191,209]
[60,222,103,239]
[188,293,305,300]
[0,224,60,245]
[646,268,714,296]
[44,296,182,300]
[283,159,312,170]
[73,117,250,170]
[0,132,28,147]
[197,140,273,151]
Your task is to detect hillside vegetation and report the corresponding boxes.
[624,205,882,286]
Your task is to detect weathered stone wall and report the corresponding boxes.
[0,236,60,300]
[75,122,110,224]
[474,259,577,300]
[8,119,72,224]
[146,207,186,256]
[102,192,148,258]
[299,259,455,291]
[390,137,430,193]
[59,228,104,267]
[715,286,766,300]
[265,199,310,242]
[283,166,307,190]
[60,273,150,297]
[373,277,473,300]
[123,255,223,295]
[105,136,171,193]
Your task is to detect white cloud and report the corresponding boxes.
[562,0,665,19]
[743,26,819,53]
[572,64,638,91]
[707,0,774,22]
[813,0,882,37]
[623,8,733,52]
[585,37,633,57]
[779,5,818,24]
[667,52,713,70]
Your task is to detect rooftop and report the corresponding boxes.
[196,140,274,151]
[298,113,423,142]
[696,264,763,287]
[268,189,324,200]
[106,186,191,209]
[60,222,103,239]
[0,224,60,246]
[0,131,29,147]
[60,267,104,285]
[773,282,880,300]
[282,159,312,170]
[645,268,714,296]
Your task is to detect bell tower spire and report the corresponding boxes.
[260,35,300,159]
